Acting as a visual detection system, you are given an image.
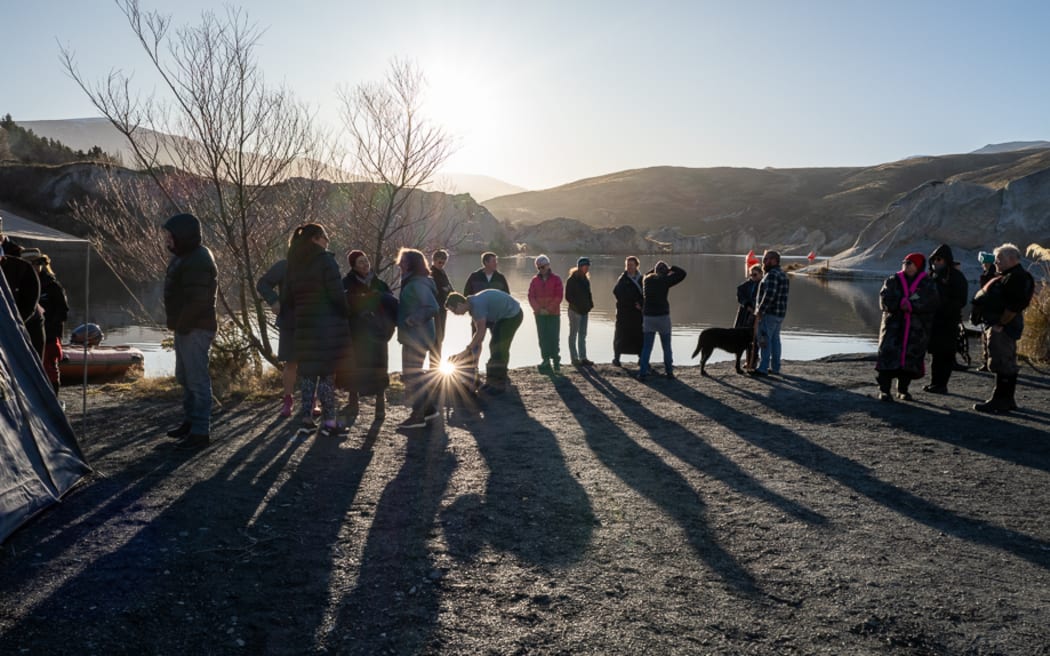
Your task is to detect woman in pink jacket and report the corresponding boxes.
[527,254,563,373]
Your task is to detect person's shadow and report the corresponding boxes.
[551,374,763,598]
[440,383,596,569]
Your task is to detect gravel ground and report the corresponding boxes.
[2,355,1049,655]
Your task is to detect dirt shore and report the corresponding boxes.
[2,355,1049,655]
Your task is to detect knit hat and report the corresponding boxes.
[903,252,926,270]
[535,254,550,267]
[577,257,590,267]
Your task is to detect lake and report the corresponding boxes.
[63,253,886,377]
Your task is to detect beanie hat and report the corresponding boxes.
[577,257,590,267]
[535,254,550,267]
[904,252,926,270]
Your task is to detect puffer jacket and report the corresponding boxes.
[926,244,968,353]
[162,213,218,334]
[286,241,349,378]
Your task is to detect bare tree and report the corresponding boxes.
[60,0,329,366]
[336,59,457,280]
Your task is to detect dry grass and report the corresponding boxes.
[1019,283,1049,363]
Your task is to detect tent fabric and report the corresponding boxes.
[0,270,90,543]
[0,208,89,243]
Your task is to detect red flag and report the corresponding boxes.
[745,249,760,274]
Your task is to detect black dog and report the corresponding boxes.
[691,327,754,376]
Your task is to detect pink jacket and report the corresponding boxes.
[528,273,563,315]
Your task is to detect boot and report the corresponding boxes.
[1002,375,1018,411]
[974,374,1011,414]
[896,377,913,401]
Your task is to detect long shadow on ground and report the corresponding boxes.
[649,377,1050,570]
[0,405,370,654]
[440,384,596,569]
[551,375,762,598]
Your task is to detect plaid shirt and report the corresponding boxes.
[756,266,789,318]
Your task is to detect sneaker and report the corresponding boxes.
[571,359,582,366]
[301,414,318,428]
[611,358,621,367]
[636,372,650,382]
[423,406,440,422]
[398,413,427,429]
[878,392,894,402]
[665,371,676,380]
[922,384,948,394]
[166,421,191,438]
[320,423,350,438]
[552,362,562,373]
[536,361,553,374]
[898,392,913,401]
[580,359,595,367]
[749,369,769,377]
[280,395,294,418]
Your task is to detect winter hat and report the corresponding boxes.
[577,256,590,267]
[535,254,550,267]
[903,252,926,270]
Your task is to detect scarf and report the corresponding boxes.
[895,270,927,368]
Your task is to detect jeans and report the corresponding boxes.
[639,330,672,375]
[567,310,588,362]
[174,329,215,434]
[534,313,561,364]
[757,314,784,373]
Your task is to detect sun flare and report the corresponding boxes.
[438,358,457,376]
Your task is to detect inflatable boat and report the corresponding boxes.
[60,344,145,381]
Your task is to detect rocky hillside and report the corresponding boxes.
[484,150,1050,258]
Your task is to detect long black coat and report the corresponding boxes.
[338,273,395,395]
[876,271,939,377]
[926,245,968,353]
[286,243,349,378]
[613,271,643,355]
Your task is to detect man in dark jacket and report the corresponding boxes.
[0,216,43,352]
[429,249,454,366]
[972,243,1035,414]
[162,212,218,447]
[463,252,509,295]
[638,261,687,380]
[924,244,968,394]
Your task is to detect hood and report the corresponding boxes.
[162,213,202,256]
[929,244,955,267]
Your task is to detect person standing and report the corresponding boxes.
[162,212,218,448]
[340,250,396,421]
[0,217,41,330]
[446,289,523,393]
[751,250,790,376]
[612,256,644,367]
[564,257,594,367]
[974,251,997,372]
[924,244,968,394]
[30,252,69,395]
[256,230,304,417]
[286,224,350,436]
[396,248,440,429]
[971,244,1035,414]
[638,261,687,380]
[527,254,563,373]
[735,264,762,329]
[429,249,454,367]
[463,251,509,295]
[875,253,939,401]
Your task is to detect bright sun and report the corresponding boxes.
[437,358,457,376]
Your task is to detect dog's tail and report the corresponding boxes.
[691,340,701,359]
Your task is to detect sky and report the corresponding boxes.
[3,0,1050,190]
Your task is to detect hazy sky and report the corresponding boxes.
[4,0,1049,189]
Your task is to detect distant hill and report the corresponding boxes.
[482,150,1050,257]
[431,173,526,203]
[970,141,1050,155]
[20,118,524,203]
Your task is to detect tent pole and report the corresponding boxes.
[81,243,89,440]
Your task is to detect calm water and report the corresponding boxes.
[65,253,884,377]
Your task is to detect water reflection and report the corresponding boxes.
[64,253,882,377]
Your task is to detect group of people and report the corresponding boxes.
[0,214,70,395]
[873,242,1035,414]
[158,213,1039,450]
